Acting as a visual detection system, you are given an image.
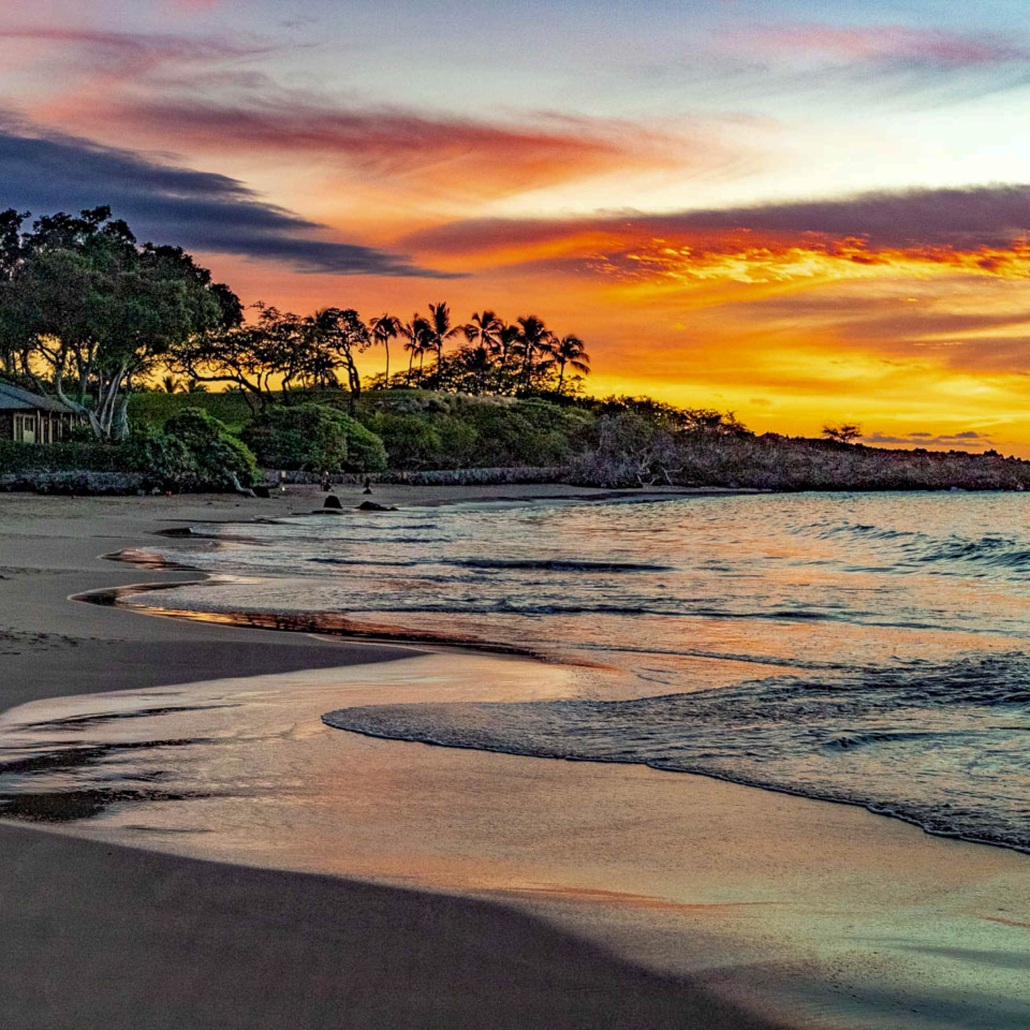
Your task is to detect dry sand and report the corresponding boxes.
[0,486,1027,1029]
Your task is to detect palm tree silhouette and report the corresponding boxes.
[497,322,522,390]
[551,334,590,395]
[426,302,462,369]
[463,310,503,356]
[369,313,401,384]
[402,314,431,384]
[516,314,555,394]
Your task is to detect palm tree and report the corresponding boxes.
[425,301,462,369]
[551,334,590,395]
[463,310,503,356]
[369,313,401,385]
[402,314,431,384]
[516,314,555,394]
[497,322,522,392]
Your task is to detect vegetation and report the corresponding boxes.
[0,207,239,438]
[241,403,387,473]
[161,409,257,488]
[823,423,863,445]
[2,206,1027,494]
[0,438,130,474]
[122,409,257,491]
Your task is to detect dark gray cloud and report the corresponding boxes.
[0,119,451,277]
[409,182,1030,256]
[864,430,993,449]
[660,184,1030,248]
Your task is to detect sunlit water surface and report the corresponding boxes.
[12,492,1030,850]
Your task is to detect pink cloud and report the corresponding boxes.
[0,26,268,79]
[743,23,1027,66]
[66,96,706,201]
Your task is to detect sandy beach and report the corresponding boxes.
[1,486,1027,1029]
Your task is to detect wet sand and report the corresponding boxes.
[1,487,1027,1029]
[1,486,787,1029]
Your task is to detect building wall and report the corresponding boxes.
[1,410,74,443]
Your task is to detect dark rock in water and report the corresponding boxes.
[252,485,271,499]
[323,494,343,510]
[357,500,396,511]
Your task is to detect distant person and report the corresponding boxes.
[321,471,331,492]
[363,477,373,495]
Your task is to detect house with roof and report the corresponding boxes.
[0,383,83,444]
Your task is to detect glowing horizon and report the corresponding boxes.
[2,2,1030,454]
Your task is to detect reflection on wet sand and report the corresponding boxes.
[1,652,1027,1029]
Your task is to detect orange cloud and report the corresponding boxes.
[588,236,1030,288]
[405,183,1030,283]
[64,97,703,204]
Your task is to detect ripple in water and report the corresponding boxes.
[120,492,1030,850]
[326,651,1030,851]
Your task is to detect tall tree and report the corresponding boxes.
[369,312,401,383]
[316,307,370,401]
[549,334,591,395]
[463,310,503,356]
[298,307,345,391]
[425,301,462,370]
[401,314,431,384]
[169,303,297,409]
[458,311,503,394]
[515,314,555,394]
[0,206,239,437]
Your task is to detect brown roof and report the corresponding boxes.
[0,383,80,414]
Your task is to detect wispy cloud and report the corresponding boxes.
[0,118,449,277]
[407,183,1030,277]
[0,26,732,204]
[0,26,266,78]
[748,23,1028,67]
[688,21,1030,110]
[66,96,704,203]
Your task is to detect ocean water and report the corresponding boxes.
[121,492,1030,851]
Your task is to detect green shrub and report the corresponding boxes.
[432,415,480,467]
[0,440,128,473]
[121,428,197,488]
[343,417,389,472]
[162,408,258,488]
[242,403,387,473]
[354,391,596,469]
[363,412,442,469]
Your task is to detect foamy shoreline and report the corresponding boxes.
[1,486,1028,1029]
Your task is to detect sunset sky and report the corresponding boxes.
[3,1,1030,452]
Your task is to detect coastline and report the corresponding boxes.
[0,484,789,1029]
[1,486,1028,1029]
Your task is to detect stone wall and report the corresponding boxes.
[0,470,146,494]
[267,466,569,487]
